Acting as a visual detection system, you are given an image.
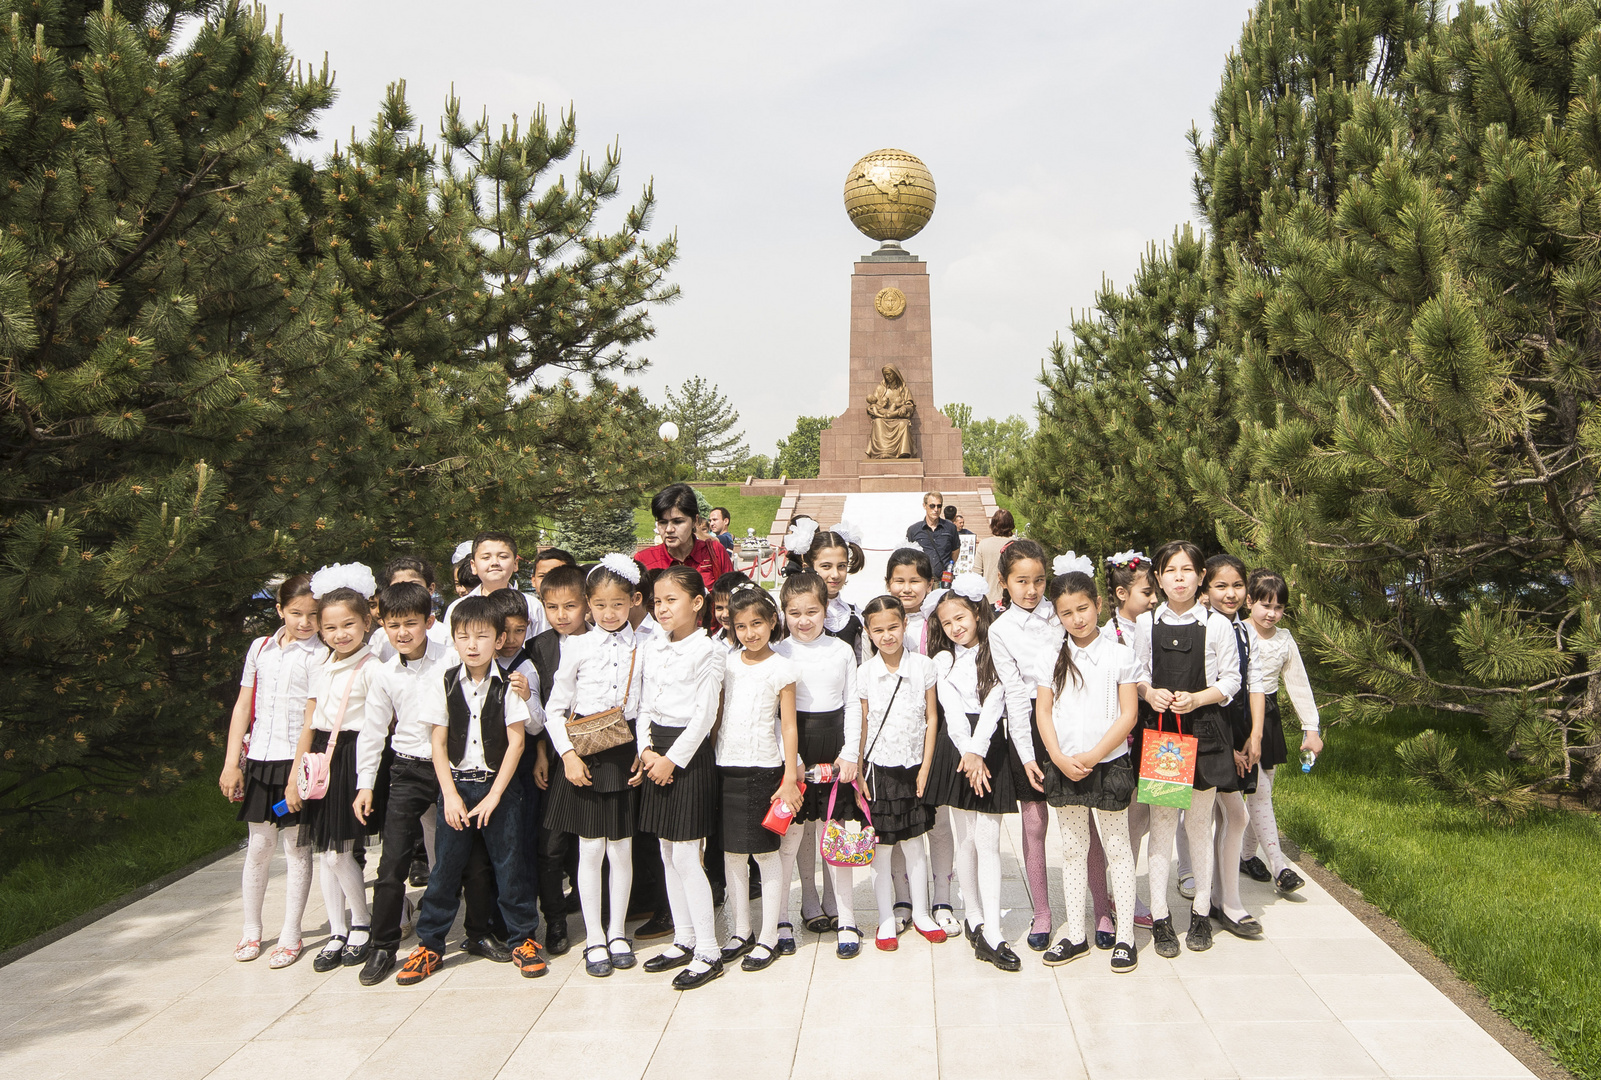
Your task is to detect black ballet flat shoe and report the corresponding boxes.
[1185,912,1214,952]
[1240,856,1272,882]
[835,926,861,960]
[741,943,779,972]
[1151,916,1180,959]
[359,947,396,986]
[803,914,833,935]
[1026,931,1051,952]
[543,920,572,957]
[1275,868,1305,893]
[341,927,372,967]
[671,957,725,990]
[313,935,347,973]
[643,945,695,974]
[1110,941,1138,973]
[720,935,756,963]
[1095,928,1116,950]
[463,936,514,963]
[1042,938,1090,967]
[974,935,1022,972]
[584,945,614,978]
[1209,906,1264,940]
[775,923,797,955]
[608,937,637,970]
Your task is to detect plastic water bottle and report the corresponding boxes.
[804,763,837,784]
[1300,749,1317,773]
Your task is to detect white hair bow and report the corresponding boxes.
[831,520,861,547]
[452,540,474,565]
[1053,551,1094,577]
[594,552,642,586]
[1107,548,1146,569]
[785,517,818,554]
[950,572,987,603]
[310,562,378,599]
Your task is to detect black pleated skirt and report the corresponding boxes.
[1261,691,1289,770]
[1007,710,1048,803]
[237,758,301,828]
[543,721,638,841]
[922,711,1018,815]
[865,763,932,844]
[796,708,860,824]
[298,732,377,852]
[1042,751,1136,811]
[720,765,784,854]
[637,723,719,842]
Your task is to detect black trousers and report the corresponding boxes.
[371,756,501,951]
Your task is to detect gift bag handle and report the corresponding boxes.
[1155,709,1185,734]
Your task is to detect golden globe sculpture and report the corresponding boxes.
[844,149,936,243]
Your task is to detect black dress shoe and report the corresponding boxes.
[720,935,756,963]
[1209,906,1264,940]
[643,945,694,973]
[1110,941,1138,973]
[671,957,724,990]
[1095,928,1116,950]
[634,911,675,941]
[1276,868,1305,893]
[1151,916,1180,958]
[974,934,1022,972]
[1026,931,1051,952]
[313,936,347,973]
[408,859,430,888]
[1240,856,1272,882]
[544,921,571,957]
[359,948,396,986]
[1043,938,1090,967]
[741,944,779,972]
[463,936,514,962]
[775,923,796,955]
[1185,912,1214,952]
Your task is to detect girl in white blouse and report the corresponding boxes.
[285,574,385,973]
[1241,569,1324,893]
[544,555,645,978]
[219,573,324,969]
[925,574,1021,972]
[857,596,944,951]
[1033,567,1141,973]
[635,566,727,990]
[987,538,1061,952]
[1101,550,1158,930]
[774,571,864,957]
[715,585,801,973]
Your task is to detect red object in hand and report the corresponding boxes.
[761,781,807,835]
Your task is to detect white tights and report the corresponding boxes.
[317,848,369,947]
[723,851,783,948]
[660,839,718,967]
[1147,791,1217,922]
[1212,792,1249,920]
[1244,768,1288,875]
[873,839,937,939]
[578,836,633,949]
[1057,807,1136,945]
[1126,794,1151,917]
[779,824,856,931]
[240,822,313,945]
[890,806,956,908]
[949,809,1003,947]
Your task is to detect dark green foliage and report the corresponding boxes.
[942,401,1028,478]
[774,415,830,479]
[554,506,638,562]
[662,376,748,478]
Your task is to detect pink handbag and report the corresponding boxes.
[820,780,877,867]
[297,654,371,800]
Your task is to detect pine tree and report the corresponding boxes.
[774,415,830,479]
[0,2,674,818]
[555,506,639,561]
[663,376,747,478]
[1002,227,1233,556]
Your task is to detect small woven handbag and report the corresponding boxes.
[565,647,637,757]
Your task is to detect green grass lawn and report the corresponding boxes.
[0,765,245,954]
[1276,709,1601,1080]
[632,486,782,544]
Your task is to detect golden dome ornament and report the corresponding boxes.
[844,149,936,251]
[874,287,907,319]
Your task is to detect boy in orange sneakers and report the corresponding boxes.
[397,595,546,984]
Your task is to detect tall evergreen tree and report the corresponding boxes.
[774,415,830,479]
[0,1,673,818]
[662,376,747,478]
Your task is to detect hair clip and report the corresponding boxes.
[591,552,642,586]
[1054,551,1094,576]
[310,562,378,599]
[452,540,474,565]
[950,572,987,603]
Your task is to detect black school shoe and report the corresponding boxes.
[775,923,797,956]
[1095,928,1116,950]
[543,920,571,957]
[643,944,695,973]
[671,957,725,990]
[1042,938,1091,967]
[973,933,1022,972]
[634,911,674,941]
[742,943,779,972]
[313,935,347,972]
[1026,931,1051,952]
[359,947,396,986]
[1185,912,1214,952]
[1209,906,1264,940]
[1240,856,1272,882]
[1276,868,1305,893]
[463,936,514,962]
[720,935,756,963]
[341,927,372,967]
[408,859,430,888]
[1110,941,1138,973]
[1151,917,1180,959]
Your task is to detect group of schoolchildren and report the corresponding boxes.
[220,485,1325,990]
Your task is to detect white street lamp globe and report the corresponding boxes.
[659,421,679,442]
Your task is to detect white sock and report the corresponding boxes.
[929,807,956,906]
[754,851,782,949]
[949,809,980,930]
[872,844,898,929]
[829,863,855,932]
[1093,809,1137,944]
[1247,768,1288,875]
[976,813,1003,948]
[666,839,717,966]
[1057,805,1092,945]
[1185,789,1218,918]
[606,838,633,944]
[279,826,314,945]
[1214,792,1250,920]
[777,825,804,931]
[579,836,607,948]
[1146,805,1179,921]
[797,820,823,918]
[658,838,695,952]
[241,822,276,940]
[723,852,753,942]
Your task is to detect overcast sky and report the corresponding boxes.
[264,1,1256,454]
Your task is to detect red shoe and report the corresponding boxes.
[876,934,899,952]
[512,938,548,978]
[915,924,948,944]
[395,945,441,986]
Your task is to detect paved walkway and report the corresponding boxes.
[0,817,1532,1080]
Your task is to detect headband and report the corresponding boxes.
[1107,549,1146,569]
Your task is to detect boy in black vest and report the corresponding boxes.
[397,596,545,984]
